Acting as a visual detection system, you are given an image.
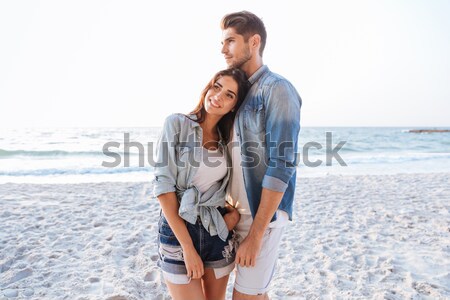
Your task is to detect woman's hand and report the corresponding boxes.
[181,244,204,279]
[223,202,241,231]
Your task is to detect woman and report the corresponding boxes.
[153,68,249,300]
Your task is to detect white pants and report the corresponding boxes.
[233,214,286,295]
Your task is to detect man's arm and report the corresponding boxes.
[236,79,301,267]
[235,188,283,267]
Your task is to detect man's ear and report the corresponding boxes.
[250,34,261,50]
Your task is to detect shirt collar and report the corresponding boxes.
[186,113,225,145]
[248,65,269,85]
[185,113,201,128]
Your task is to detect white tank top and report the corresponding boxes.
[227,128,252,215]
[192,147,227,194]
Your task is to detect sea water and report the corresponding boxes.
[0,127,449,183]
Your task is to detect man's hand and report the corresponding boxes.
[182,244,204,279]
[234,188,284,267]
[235,233,264,267]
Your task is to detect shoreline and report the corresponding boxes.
[2,168,450,185]
[1,172,449,299]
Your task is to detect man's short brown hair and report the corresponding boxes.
[221,11,267,56]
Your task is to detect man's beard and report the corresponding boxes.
[229,49,252,69]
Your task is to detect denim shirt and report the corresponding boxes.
[232,65,302,222]
[153,113,230,241]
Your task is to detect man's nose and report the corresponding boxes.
[221,44,227,54]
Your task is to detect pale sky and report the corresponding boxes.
[1,0,449,128]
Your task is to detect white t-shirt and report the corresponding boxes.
[227,127,289,229]
[192,147,227,194]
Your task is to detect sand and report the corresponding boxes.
[1,172,449,299]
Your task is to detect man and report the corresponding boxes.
[221,11,302,299]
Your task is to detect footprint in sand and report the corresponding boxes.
[3,268,33,286]
[144,269,159,282]
[86,277,114,295]
[105,296,128,300]
[88,277,101,283]
[23,288,34,297]
[2,288,35,298]
[150,254,159,262]
[3,289,18,298]
[412,281,441,297]
[0,257,14,273]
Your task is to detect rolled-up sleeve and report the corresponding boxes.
[263,80,302,192]
[153,115,179,197]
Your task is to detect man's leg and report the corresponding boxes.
[232,226,284,300]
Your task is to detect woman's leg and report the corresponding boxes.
[201,268,230,300]
[165,278,206,300]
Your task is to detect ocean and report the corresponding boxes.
[0,127,449,184]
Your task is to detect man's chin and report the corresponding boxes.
[228,62,242,69]
[226,62,236,68]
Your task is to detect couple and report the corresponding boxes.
[153,11,302,300]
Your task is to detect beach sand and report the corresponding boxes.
[1,173,449,299]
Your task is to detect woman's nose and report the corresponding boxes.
[214,92,223,101]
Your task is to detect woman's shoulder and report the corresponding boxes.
[165,113,196,122]
[162,113,199,133]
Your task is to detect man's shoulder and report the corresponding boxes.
[260,69,293,87]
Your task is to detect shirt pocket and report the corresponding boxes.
[244,101,265,134]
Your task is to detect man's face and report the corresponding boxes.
[221,27,252,69]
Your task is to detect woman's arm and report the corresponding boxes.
[158,192,204,279]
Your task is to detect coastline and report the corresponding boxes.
[1,172,450,299]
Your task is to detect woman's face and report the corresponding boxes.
[204,75,239,117]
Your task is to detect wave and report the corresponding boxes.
[0,166,153,177]
[344,153,450,165]
[302,152,450,166]
[0,149,152,158]
[0,149,105,158]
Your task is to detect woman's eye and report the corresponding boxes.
[227,93,234,99]
[213,85,220,91]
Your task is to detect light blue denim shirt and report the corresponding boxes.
[232,65,302,222]
[153,113,230,241]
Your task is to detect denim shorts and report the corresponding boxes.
[157,213,236,276]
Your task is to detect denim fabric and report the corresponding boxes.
[157,214,236,275]
[233,65,302,222]
[153,113,230,241]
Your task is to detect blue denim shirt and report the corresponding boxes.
[153,113,230,241]
[232,65,302,222]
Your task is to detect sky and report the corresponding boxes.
[1,0,449,128]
